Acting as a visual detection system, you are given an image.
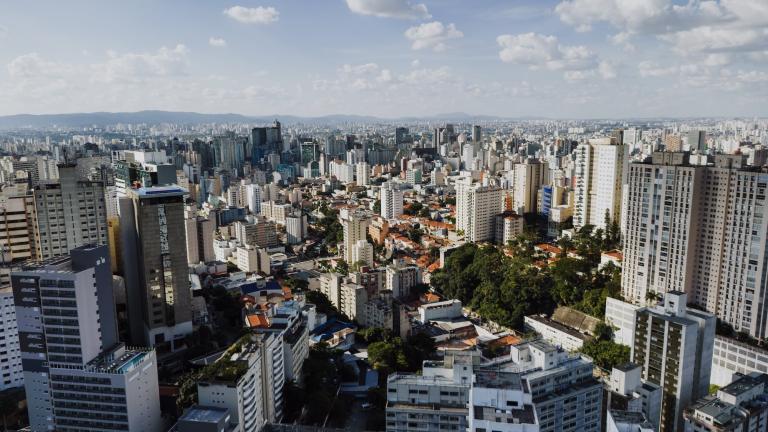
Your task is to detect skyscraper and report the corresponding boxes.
[33,165,108,259]
[573,137,626,230]
[632,291,715,432]
[471,124,481,143]
[13,245,161,432]
[622,153,768,339]
[119,186,192,348]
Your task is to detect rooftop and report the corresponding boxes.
[179,405,229,424]
[474,370,523,390]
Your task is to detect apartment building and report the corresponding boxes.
[632,291,716,432]
[573,137,626,230]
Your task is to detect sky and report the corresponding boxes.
[1,0,767,119]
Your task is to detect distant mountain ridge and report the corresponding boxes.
[0,110,526,129]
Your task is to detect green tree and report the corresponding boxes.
[368,339,409,375]
[579,339,630,370]
[373,199,381,214]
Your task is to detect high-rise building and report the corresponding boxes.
[622,152,702,304]
[632,291,715,432]
[622,153,768,339]
[12,245,161,432]
[285,212,307,244]
[184,207,215,264]
[686,130,707,152]
[513,158,548,214]
[119,186,192,348]
[380,181,404,220]
[573,137,626,230]
[0,288,22,392]
[214,132,246,177]
[342,210,371,263]
[471,125,481,143]
[356,161,370,186]
[33,165,108,259]
[455,178,503,242]
[245,183,262,215]
[196,336,266,432]
[0,185,36,264]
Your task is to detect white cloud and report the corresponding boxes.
[0,25,7,39]
[404,21,463,52]
[497,33,598,73]
[410,59,420,68]
[598,60,617,79]
[96,44,190,83]
[555,0,768,58]
[345,0,430,19]
[209,37,227,47]
[8,53,66,78]
[638,61,679,77]
[223,6,279,24]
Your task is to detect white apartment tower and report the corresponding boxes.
[380,181,404,220]
[573,137,626,230]
[456,178,503,242]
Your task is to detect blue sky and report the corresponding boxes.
[1,0,767,118]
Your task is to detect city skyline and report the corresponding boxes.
[2,0,768,119]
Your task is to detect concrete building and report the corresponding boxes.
[380,181,404,220]
[0,288,22,391]
[419,299,463,323]
[342,210,371,263]
[385,264,422,299]
[524,314,591,352]
[356,162,370,186]
[285,212,307,245]
[455,178,504,242]
[513,158,548,215]
[12,245,161,432]
[469,370,538,432]
[632,291,716,432]
[119,186,192,348]
[235,217,278,249]
[197,337,267,432]
[711,336,768,387]
[622,153,768,339]
[684,372,768,432]
[494,211,524,246]
[573,137,626,230]
[174,406,233,432]
[245,183,262,215]
[185,208,215,264]
[351,239,374,267]
[0,186,36,263]
[606,411,655,432]
[509,340,603,432]
[605,297,641,346]
[605,364,662,431]
[33,165,108,259]
[386,350,478,432]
